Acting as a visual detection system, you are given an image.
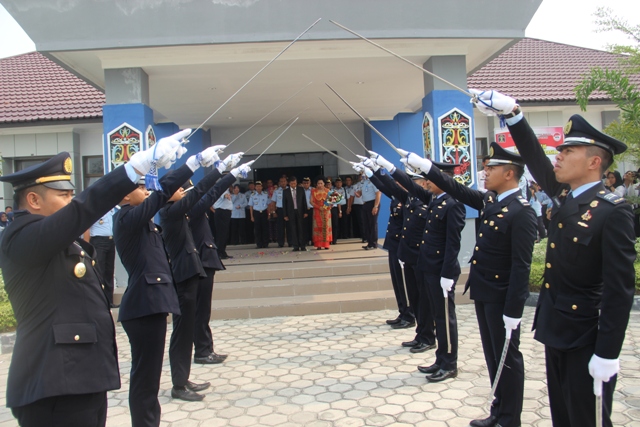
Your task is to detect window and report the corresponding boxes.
[83,156,104,189]
[14,157,52,172]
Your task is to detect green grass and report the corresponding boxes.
[529,238,640,293]
[0,274,16,333]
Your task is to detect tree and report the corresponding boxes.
[574,8,640,159]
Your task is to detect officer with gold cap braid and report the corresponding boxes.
[0,130,189,427]
[471,88,636,427]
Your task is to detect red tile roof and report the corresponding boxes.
[469,38,640,104]
[0,52,104,124]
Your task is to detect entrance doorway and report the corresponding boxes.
[254,166,323,185]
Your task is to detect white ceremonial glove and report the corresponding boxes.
[231,161,254,179]
[440,277,454,298]
[502,314,521,335]
[186,155,201,172]
[588,355,620,396]
[129,129,191,174]
[368,151,395,171]
[357,155,380,172]
[397,148,409,157]
[351,162,365,173]
[469,88,517,116]
[402,152,432,174]
[218,152,244,172]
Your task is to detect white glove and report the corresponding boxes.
[218,152,244,173]
[502,315,521,339]
[231,161,254,179]
[129,129,190,174]
[186,155,201,172]
[440,277,454,298]
[351,162,365,173]
[588,355,619,396]
[402,152,432,174]
[368,151,395,171]
[469,88,517,116]
[397,148,409,157]
[357,155,380,172]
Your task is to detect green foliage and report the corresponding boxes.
[0,274,16,333]
[574,8,640,160]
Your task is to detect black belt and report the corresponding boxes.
[91,235,113,240]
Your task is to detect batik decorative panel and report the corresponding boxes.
[107,123,141,171]
[422,112,435,160]
[146,125,156,148]
[438,108,473,186]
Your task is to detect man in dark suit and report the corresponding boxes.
[0,130,187,427]
[115,143,221,424]
[472,89,636,427]
[282,176,308,251]
[405,142,537,427]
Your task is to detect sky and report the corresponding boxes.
[0,0,639,59]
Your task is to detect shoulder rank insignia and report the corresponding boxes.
[590,201,598,208]
[597,192,625,205]
[581,210,592,221]
[517,197,530,206]
[502,206,509,212]
[442,201,447,205]
[577,221,589,228]
[497,214,504,218]
[488,195,494,203]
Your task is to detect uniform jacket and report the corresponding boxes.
[282,186,308,218]
[114,164,193,322]
[369,172,402,252]
[509,117,636,358]
[426,166,537,318]
[189,172,237,271]
[159,169,224,283]
[0,165,137,407]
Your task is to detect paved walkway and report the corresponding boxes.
[0,306,638,426]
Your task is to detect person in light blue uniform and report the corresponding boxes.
[89,207,118,307]
[302,177,313,245]
[230,184,247,245]
[249,181,270,248]
[213,184,234,259]
[360,173,381,249]
[244,182,256,244]
[334,177,348,239]
[270,177,288,247]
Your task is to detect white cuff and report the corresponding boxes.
[505,112,524,126]
[124,163,141,183]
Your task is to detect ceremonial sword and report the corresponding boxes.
[398,260,410,308]
[596,384,603,427]
[444,293,452,353]
[186,18,321,140]
[301,134,353,166]
[253,117,299,162]
[244,108,309,155]
[488,328,512,410]
[313,119,361,159]
[318,97,369,152]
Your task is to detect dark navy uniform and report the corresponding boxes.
[0,153,137,426]
[369,172,412,324]
[160,169,228,391]
[115,164,193,427]
[426,148,536,426]
[509,114,636,427]
[189,172,237,360]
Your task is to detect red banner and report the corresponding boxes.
[495,126,564,158]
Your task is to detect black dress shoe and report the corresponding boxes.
[362,245,370,250]
[427,368,458,382]
[386,316,402,325]
[194,352,227,364]
[410,342,436,353]
[391,319,415,329]
[417,363,440,374]
[469,415,498,427]
[401,339,419,347]
[292,247,299,252]
[171,386,204,401]
[186,380,210,392]
[224,254,233,259]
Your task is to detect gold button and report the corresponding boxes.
[479,233,483,237]
[435,215,439,218]
[403,227,406,230]
[495,275,499,279]
[74,335,80,341]
[494,227,498,230]
[436,250,440,254]
[407,218,410,221]
[428,220,431,223]
[421,241,424,244]
[484,220,487,224]
[402,236,405,238]
[102,284,105,289]
[475,246,479,251]
[154,227,158,232]
[558,223,563,229]
[209,244,213,247]
[157,277,161,282]
[550,243,555,248]
[80,251,86,256]
[573,237,578,242]
[472,260,477,264]
[546,263,551,268]
[425,230,428,234]
[490,221,494,226]
[545,283,550,289]
[92,260,96,266]
[572,305,577,310]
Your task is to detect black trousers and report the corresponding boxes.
[474,300,524,427]
[214,209,232,256]
[535,216,546,240]
[351,204,364,239]
[362,200,378,247]
[90,236,116,305]
[287,211,306,250]
[405,262,435,345]
[253,210,269,248]
[244,208,254,243]
[170,275,199,388]
[12,391,107,427]
[230,218,246,245]
[303,208,313,244]
[194,268,216,358]
[545,344,616,427]
[275,207,287,247]
[424,272,458,370]
[330,206,339,244]
[387,249,413,322]
[339,205,349,238]
[121,313,168,427]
